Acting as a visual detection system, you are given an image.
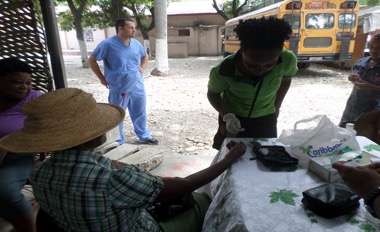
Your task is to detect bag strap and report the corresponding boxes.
[294,115,327,130]
[247,79,264,118]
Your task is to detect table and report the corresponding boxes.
[202,136,380,232]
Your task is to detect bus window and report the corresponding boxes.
[338,13,356,29]
[306,14,334,29]
[283,14,300,29]
[225,25,237,36]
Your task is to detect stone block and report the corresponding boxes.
[119,147,165,172]
[103,144,140,161]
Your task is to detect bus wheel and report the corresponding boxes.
[297,63,311,69]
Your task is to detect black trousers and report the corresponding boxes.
[212,113,278,150]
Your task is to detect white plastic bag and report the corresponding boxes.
[277,115,360,162]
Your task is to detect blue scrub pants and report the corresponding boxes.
[108,88,152,143]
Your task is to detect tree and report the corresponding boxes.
[56,0,93,68]
[151,0,169,76]
[212,0,251,20]
[364,0,380,6]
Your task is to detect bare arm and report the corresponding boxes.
[139,55,149,73]
[354,79,380,91]
[275,77,292,114]
[333,162,380,216]
[88,55,108,88]
[155,141,246,202]
[207,90,228,117]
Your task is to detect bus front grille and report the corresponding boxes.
[303,38,332,48]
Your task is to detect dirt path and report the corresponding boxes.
[65,56,353,157]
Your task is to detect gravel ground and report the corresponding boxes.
[64,55,353,157]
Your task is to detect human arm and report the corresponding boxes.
[88,55,108,88]
[207,91,243,134]
[207,90,228,117]
[354,79,380,91]
[275,77,292,116]
[333,162,380,217]
[155,141,246,202]
[139,55,149,73]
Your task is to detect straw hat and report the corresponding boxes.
[0,88,125,153]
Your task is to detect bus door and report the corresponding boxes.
[337,1,357,62]
[299,10,336,62]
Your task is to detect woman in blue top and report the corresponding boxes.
[340,34,380,126]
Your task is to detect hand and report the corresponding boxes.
[223,113,245,134]
[100,78,109,89]
[348,74,360,83]
[333,162,380,198]
[354,79,375,90]
[225,141,247,160]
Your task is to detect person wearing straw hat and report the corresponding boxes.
[0,57,43,232]
[0,88,247,232]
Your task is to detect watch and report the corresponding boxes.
[364,187,380,208]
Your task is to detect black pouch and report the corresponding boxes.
[253,145,299,167]
[148,193,196,221]
[302,182,360,218]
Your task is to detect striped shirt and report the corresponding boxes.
[31,150,164,231]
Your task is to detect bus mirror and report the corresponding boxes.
[285,2,302,10]
[340,1,356,9]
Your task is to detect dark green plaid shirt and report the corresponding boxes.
[31,150,164,231]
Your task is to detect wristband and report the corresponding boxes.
[365,187,380,208]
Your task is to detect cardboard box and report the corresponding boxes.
[308,156,342,182]
[307,151,370,182]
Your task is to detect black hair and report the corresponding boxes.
[0,57,32,77]
[115,18,133,33]
[235,16,292,50]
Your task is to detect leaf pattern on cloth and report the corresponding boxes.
[269,189,299,206]
[348,218,377,232]
[364,144,380,152]
[212,208,231,231]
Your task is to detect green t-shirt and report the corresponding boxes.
[208,49,298,118]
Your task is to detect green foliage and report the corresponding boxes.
[364,0,380,6]
[269,189,299,206]
[57,10,75,31]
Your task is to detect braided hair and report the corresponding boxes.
[235,16,292,50]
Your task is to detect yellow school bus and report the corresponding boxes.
[222,0,359,68]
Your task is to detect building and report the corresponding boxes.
[59,1,226,57]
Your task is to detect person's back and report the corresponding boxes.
[0,88,246,232]
[32,150,161,231]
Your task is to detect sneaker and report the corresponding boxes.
[138,138,159,145]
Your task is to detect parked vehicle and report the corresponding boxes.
[222,0,359,68]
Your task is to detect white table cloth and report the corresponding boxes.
[202,136,380,232]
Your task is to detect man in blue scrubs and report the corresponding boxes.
[89,19,158,145]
